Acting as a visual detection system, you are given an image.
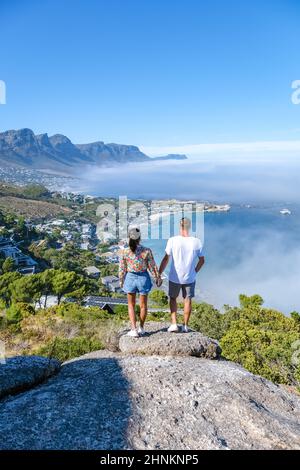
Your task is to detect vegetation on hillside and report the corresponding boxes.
[0,186,299,391]
[0,272,299,390]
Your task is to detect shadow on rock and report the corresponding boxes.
[0,353,131,450]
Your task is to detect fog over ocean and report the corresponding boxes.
[77,153,300,314]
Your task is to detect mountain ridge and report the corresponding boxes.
[0,128,187,174]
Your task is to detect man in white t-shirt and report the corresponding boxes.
[158,217,205,333]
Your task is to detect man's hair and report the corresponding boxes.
[180,217,191,230]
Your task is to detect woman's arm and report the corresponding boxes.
[147,249,161,283]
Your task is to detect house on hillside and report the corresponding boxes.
[101,275,121,293]
[0,237,37,273]
[84,297,114,314]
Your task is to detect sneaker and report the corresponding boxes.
[138,326,146,336]
[127,329,139,338]
[182,325,189,333]
[167,323,180,333]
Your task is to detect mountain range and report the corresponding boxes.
[0,128,187,174]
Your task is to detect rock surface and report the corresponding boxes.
[0,349,299,450]
[119,322,221,359]
[0,356,60,399]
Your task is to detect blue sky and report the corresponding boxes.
[0,0,300,151]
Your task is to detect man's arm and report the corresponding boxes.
[159,253,170,275]
[195,256,205,273]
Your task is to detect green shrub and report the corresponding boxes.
[55,302,111,321]
[149,289,168,307]
[189,302,225,340]
[220,295,300,386]
[6,302,35,324]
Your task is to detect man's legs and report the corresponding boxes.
[183,297,192,326]
[182,282,195,328]
[170,296,178,325]
[168,281,181,327]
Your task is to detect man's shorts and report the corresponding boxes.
[168,280,195,299]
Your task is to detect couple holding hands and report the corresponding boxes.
[119,217,205,337]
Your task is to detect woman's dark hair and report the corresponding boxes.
[129,236,141,253]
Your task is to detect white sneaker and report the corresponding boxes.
[182,325,189,333]
[138,326,145,336]
[167,323,180,333]
[127,329,139,338]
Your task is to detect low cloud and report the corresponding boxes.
[78,156,300,204]
[141,140,300,158]
[199,226,300,314]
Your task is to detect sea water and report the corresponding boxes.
[145,204,300,314]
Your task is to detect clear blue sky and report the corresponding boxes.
[0,0,300,147]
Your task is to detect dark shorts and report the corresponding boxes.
[123,271,152,295]
[168,280,195,299]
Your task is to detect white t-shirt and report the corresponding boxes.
[165,235,204,284]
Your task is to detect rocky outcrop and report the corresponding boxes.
[0,356,60,399]
[119,322,221,359]
[0,324,299,450]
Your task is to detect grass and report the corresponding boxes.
[0,304,125,361]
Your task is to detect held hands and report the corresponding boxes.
[156,276,163,287]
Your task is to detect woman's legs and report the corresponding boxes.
[139,294,148,328]
[127,293,137,330]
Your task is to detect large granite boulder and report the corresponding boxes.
[0,356,60,399]
[119,321,221,359]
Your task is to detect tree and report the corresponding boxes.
[37,269,56,308]
[239,294,264,309]
[10,274,42,306]
[0,272,22,306]
[2,257,15,273]
[52,270,87,304]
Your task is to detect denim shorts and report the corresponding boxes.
[123,271,152,295]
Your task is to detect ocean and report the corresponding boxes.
[145,204,300,314]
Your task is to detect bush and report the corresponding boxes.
[113,304,140,319]
[6,302,35,324]
[37,336,104,362]
[23,184,50,199]
[149,289,168,307]
[54,302,111,321]
[220,295,300,386]
[189,302,225,340]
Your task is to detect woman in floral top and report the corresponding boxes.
[119,227,162,338]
